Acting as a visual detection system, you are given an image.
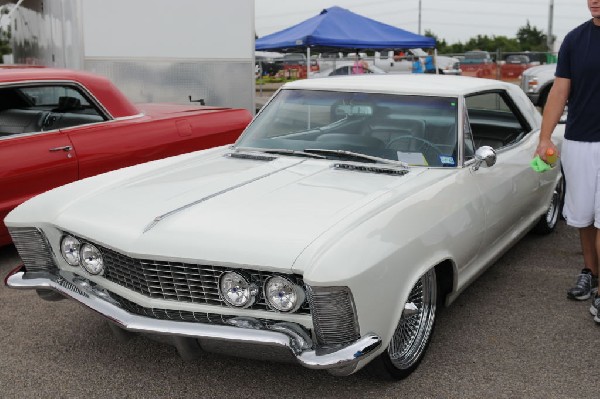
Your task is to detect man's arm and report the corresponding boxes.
[536,77,570,160]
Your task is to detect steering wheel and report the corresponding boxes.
[387,135,443,154]
[386,135,444,165]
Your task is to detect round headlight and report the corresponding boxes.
[264,276,305,312]
[60,235,81,266]
[219,272,257,308]
[79,243,104,275]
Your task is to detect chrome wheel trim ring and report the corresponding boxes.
[388,268,437,369]
[545,177,564,228]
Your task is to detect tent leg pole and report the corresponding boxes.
[307,47,311,79]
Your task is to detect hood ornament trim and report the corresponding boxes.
[143,159,305,233]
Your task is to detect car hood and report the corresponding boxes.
[522,64,556,77]
[9,148,436,272]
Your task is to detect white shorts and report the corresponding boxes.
[561,139,600,228]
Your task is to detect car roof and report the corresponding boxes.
[281,74,515,97]
[0,67,107,83]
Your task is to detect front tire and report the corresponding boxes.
[366,268,437,380]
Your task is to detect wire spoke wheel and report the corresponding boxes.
[545,176,564,227]
[534,175,564,234]
[387,268,437,370]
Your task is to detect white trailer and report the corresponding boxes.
[7,0,255,112]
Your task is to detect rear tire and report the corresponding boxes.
[533,175,564,234]
[365,268,437,380]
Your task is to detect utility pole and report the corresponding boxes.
[547,0,554,51]
[418,0,422,35]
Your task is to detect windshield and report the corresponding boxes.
[237,89,459,167]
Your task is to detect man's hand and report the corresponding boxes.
[535,139,559,162]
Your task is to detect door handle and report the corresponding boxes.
[49,146,72,152]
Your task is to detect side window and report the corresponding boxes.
[465,91,530,150]
[0,84,106,138]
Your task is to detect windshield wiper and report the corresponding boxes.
[257,148,327,159]
[236,147,327,159]
[304,148,409,167]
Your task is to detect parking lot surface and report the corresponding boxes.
[0,221,598,398]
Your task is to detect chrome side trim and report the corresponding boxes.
[5,267,381,374]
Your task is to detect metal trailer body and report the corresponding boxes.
[9,0,255,112]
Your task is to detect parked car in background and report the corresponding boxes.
[521,63,557,109]
[460,50,496,78]
[500,55,536,81]
[281,53,319,79]
[255,51,284,77]
[0,68,252,247]
[312,61,386,78]
[373,49,461,75]
[5,74,564,380]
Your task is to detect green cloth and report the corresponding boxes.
[530,155,552,173]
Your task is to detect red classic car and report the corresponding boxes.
[459,51,497,78]
[500,55,535,82]
[0,68,252,246]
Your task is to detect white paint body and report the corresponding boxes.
[5,75,564,368]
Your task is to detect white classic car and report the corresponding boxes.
[4,74,564,380]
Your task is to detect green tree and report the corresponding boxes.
[516,20,550,51]
[424,29,447,52]
[429,22,550,55]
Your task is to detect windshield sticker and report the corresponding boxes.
[439,155,455,166]
[397,151,428,166]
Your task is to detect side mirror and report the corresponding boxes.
[473,146,497,171]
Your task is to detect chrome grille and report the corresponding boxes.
[9,227,56,272]
[113,293,284,327]
[84,241,310,314]
[114,293,235,324]
[307,286,360,346]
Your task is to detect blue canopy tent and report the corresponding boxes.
[255,6,436,78]
[256,6,435,52]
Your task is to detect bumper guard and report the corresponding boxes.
[5,265,381,375]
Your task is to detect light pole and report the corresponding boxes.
[418,0,422,35]
[547,0,554,51]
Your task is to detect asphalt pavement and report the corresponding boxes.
[0,221,598,398]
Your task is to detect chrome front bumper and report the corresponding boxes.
[5,265,381,375]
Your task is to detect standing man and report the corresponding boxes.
[411,56,424,74]
[424,50,436,74]
[536,0,600,324]
[352,57,369,74]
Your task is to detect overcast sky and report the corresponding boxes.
[255,0,592,49]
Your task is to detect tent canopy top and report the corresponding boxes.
[256,6,435,53]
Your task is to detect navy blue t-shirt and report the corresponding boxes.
[556,20,600,142]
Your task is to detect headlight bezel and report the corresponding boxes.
[219,271,258,308]
[60,234,105,275]
[60,235,81,266]
[79,243,104,275]
[264,275,306,313]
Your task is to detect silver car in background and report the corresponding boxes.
[521,64,557,109]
